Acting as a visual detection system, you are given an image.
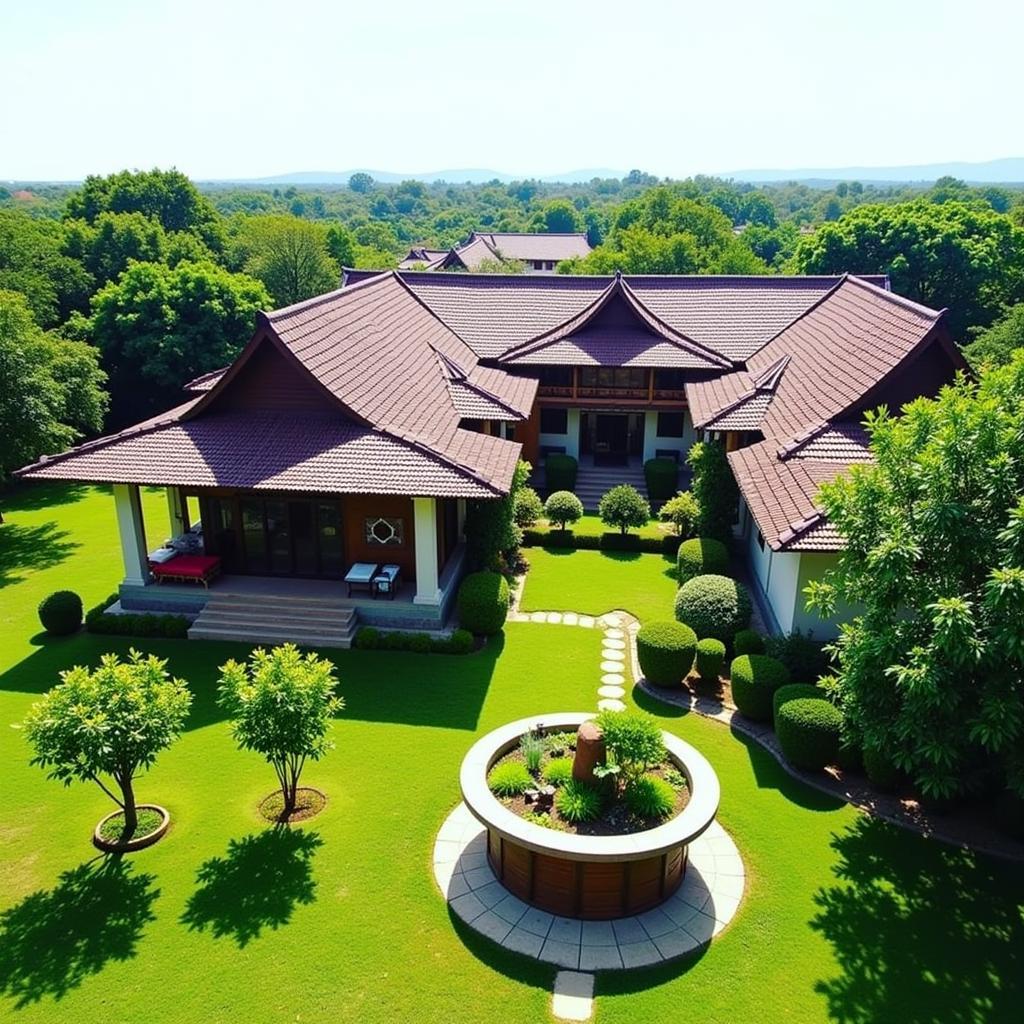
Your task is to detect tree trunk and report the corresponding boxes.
[120,775,138,836]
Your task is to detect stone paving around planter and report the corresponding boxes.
[433,802,745,971]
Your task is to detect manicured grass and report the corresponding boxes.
[529,513,669,542]
[1,482,1022,1022]
[520,546,679,623]
[97,806,165,842]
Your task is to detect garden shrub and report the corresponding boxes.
[545,454,578,492]
[660,491,699,537]
[624,774,676,819]
[594,709,665,784]
[519,729,544,773]
[862,746,901,792]
[354,627,380,650]
[487,761,533,797]
[520,529,676,555]
[457,571,509,635]
[837,736,864,773]
[84,595,189,639]
[776,697,843,771]
[764,629,831,683]
[676,537,729,583]
[443,629,474,655]
[674,574,752,641]
[38,590,83,635]
[733,628,765,656]
[599,532,641,552]
[543,490,584,530]
[644,458,679,501]
[545,731,577,755]
[688,440,738,542]
[636,620,697,686]
[408,632,433,654]
[542,757,573,787]
[513,486,543,528]
[598,484,651,534]
[772,683,825,723]
[354,626,475,654]
[695,638,726,683]
[555,779,602,822]
[730,653,791,721]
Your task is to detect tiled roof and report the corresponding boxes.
[707,392,773,430]
[398,247,448,270]
[465,232,592,262]
[445,236,501,270]
[20,412,511,498]
[183,366,226,393]
[778,422,873,462]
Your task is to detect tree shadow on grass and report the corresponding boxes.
[180,828,323,947]
[0,480,92,516]
[0,856,159,1008]
[811,815,1024,1023]
[0,521,79,588]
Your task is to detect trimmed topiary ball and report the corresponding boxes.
[457,572,510,635]
[863,746,901,792]
[677,537,729,584]
[636,620,697,687]
[732,628,765,656]
[674,574,752,641]
[37,590,83,636]
[772,682,825,723]
[695,638,726,683]
[776,697,843,771]
[544,490,584,530]
[730,653,791,721]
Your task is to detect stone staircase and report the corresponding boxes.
[188,591,359,648]
[573,461,648,512]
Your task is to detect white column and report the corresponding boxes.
[642,410,659,463]
[114,483,149,586]
[565,408,581,460]
[166,486,186,538]
[412,496,441,605]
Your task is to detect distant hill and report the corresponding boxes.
[723,157,1024,185]
[228,168,625,186]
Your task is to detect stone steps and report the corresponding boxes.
[188,593,359,648]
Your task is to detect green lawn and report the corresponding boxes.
[529,513,669,542]
[1,483,1022,1023]
[520,546,679,623]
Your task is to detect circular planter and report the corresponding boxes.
[93,803,170,852]
[460,712,720,920]
[258,786,327,824]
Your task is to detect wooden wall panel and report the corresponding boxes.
[342,494,416,580]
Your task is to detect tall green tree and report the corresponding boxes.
[85,260,269,426]
[963,303,1024,369]
[792,200,1024,337]
[231,215,340,306]
[63,211,167,288]
[807,355,1024,799]
[687,440,738,543]
[0,290,106,480]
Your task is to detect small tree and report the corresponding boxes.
[466,459,530,570]
[688,440,738,543]
[598,484,651,535]
[513,485,544,528]
[594,710,666,789]
[660,491,700,536]
[218,644,343,817]
[544,490,583,531]
[22,650,192,836]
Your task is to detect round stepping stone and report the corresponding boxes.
[601,673,626,686]
[602,613,622,627]
[547,612,563,624]
[604,628,625,639]
[601,649,626,662]
[603,638,626,650]
[598,685,626,699]
[600,661,625,673]
[597,698,627,712]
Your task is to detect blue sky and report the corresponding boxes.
[2,0,1019,180]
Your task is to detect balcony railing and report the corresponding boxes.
[537,385,573,397]
[576,386,649,400]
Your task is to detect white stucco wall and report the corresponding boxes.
[539,408,581,460]
[642,409,697,464]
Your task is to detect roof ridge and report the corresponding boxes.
[265,270,391,321]
[777,511,828,550]
[776,421,831,461]
[844,274,945,321]
[373,423,503,495]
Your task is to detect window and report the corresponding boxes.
[535,366,572,387]
[653,368,686,390]
[657,412,685,437]
[540,408,568,434]
[365,516,404,546]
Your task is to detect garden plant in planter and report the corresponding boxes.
[22,649,192,850]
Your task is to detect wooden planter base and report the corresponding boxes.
[93,804,170,852]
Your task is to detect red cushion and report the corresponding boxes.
[152,555,221,578]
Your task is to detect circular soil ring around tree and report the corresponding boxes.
[258,787,327,824]
[93,803,170,852]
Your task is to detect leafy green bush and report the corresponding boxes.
[354,627,380,650]
[545,731,577,755]
[598,484,651,535]
[545,454,578,492]
[733,628,765,656]
[544,490,584,530]
[595,709,666,785]
[863,747,902,792]
[513,486,544,527]
[636,620,697,687]
[443,629,475,655]
[555,779,602,822]
[408,632,433,654]
[84,596,189,639]
[542,757,574,786]
[457,571,509,635]
[677,537,729,583]
[674,574,752,641]
[772,683,825,723]
[837,737,864,773]
[352,627,474,654]
[688,440,738,542]
[38,591,83,635]
[521,529,676,555]
[644,458,679,501]
[730,654,791,721]
[776,697,843,771]
[660,491,700,537]
[695,638,726,683]
[764,629,831,683]
[487,760,533,797]
[625,774,676,818]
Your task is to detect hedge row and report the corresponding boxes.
[522,529,679,556]
[545,454,578,492]
[85,594,190,639]
[353,627,474,654]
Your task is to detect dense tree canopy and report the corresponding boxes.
[964,303,1024,369]
[792,200,1024,338]
[807,356,1024,800]
[84,260,269,425]
[0,290,106,480]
